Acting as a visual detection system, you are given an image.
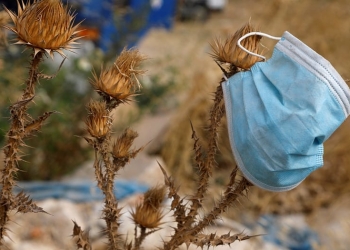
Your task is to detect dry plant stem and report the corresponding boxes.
[186,74,251,235]
[198,85,225,191]
[0,52,43,242]
[93,152,104,191]
[190,171,250,236]
[159,164,187,229]
[134,226,146,249]
[91,112,142,249]
[163,82,229,250]
[206,83,225,169]
[94,136,122,250]
[187,83,226,223]
[101,139,116,201]
[163,66,253,250]
[164,173,250,250]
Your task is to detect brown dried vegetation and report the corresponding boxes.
[90,48,146,105]
[0,0,82,246]
[210,22,263,71]
[1,1,261,249]
[82,48,146,250]
[3,0,81,57]
[78,22,260,250]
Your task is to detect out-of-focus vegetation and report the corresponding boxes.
[135,71,179,114]
[0,43,177,180]
[0,46,101,180]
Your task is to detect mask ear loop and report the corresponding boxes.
[237,32,282,61]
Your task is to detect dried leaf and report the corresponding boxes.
[72,221,92,250]
[191,232,261,247]
[83,136,95,146]
[11,191,48,214]
[10,96,34,110]
[38,58,66,79]
[24,111,56,137]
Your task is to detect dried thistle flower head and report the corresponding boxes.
[86,100,110,139]
[4,0,81,57]
[210,22,262,70]
[143,185,166,210]
[91,48,146,102]
[112,128,140,159]
[131,186,166,229]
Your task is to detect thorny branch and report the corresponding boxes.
[0,52,48,244]
[161,22,261,248]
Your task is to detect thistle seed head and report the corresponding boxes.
[131,186,166,229]
[91,48,146,102]
[112,128,138,158]
[85,100,110,139]
[143,185,166,210]
[210,22,262,70]
[4,0,82,57]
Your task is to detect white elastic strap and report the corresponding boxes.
[237,32,281,61]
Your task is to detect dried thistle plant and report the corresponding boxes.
[157,22,259,250]
[80,48,146,250]
[1,0,259,248]
[77,22,258,250]
[0,0,81,245]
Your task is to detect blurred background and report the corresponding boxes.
[0,0,350,249]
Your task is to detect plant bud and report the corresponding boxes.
[131,186,166,229]
[112,128,138,158]
[86,100,110,139]
[91,48,146,101]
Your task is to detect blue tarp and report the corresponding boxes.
[14,180,149,203]
[257,214,318,250]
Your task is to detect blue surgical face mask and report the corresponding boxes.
[222,31,350,192]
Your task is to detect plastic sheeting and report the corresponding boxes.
[257,214,318,250]
[14,180,149,203]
